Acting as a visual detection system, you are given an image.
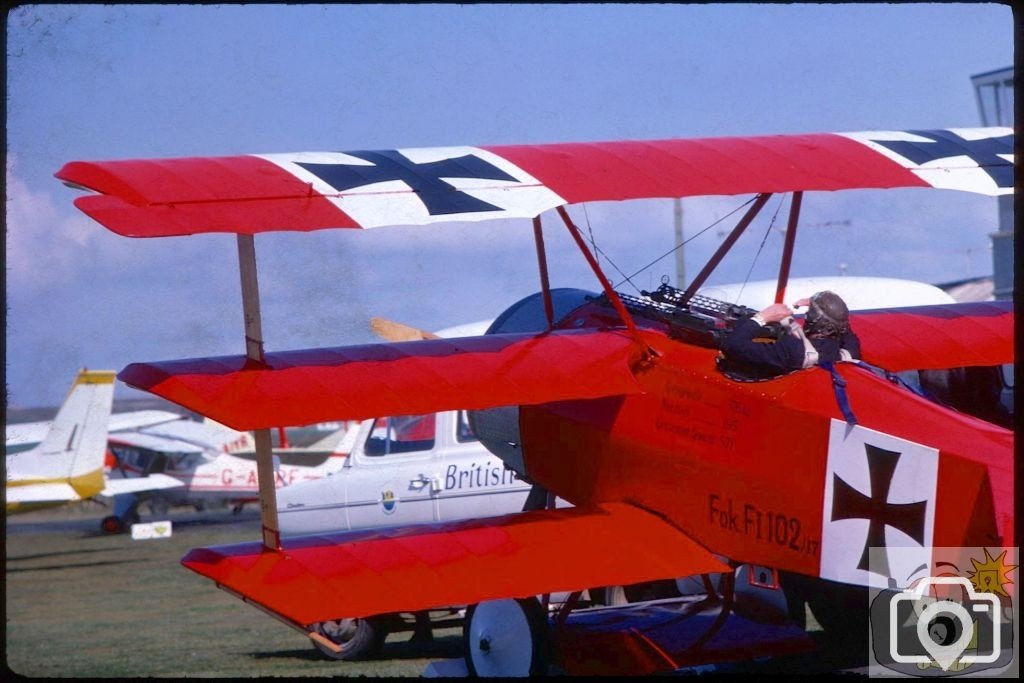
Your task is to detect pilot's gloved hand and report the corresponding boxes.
[751,303,793,326]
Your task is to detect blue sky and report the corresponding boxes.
[5,3,1013,408]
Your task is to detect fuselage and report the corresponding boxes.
[488,296,1012,587]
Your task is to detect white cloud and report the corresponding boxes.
[6,155,132,295]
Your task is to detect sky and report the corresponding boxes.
[4,3,1014,409]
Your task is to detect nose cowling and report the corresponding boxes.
[467,288,597,480]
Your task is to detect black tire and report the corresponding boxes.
[310,617,386,661]
[100,515,124,534]
[464,598,548,676]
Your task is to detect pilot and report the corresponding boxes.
[720,290,861,379]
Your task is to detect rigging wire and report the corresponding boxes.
[582,204,599,269]
[613,195,759,290]
[734,194,786,304]
[579,204,643,294]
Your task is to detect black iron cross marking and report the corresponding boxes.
[296,150,519,216]
[831,443,928,578]
[869,130,1013,189]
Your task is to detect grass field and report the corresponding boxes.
[7,501,870,677]
[5,502,461,677]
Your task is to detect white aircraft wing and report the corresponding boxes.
[8,409,183,449]
[6,482,84,505]
[108,410,186,432]
[697,276,955,311]
[143,418,250,452]
[5,422,52,449]
[100,473,184,497]
[108,431,207,454]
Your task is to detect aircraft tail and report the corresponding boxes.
[7,369,116,505]
[306,422,359,455]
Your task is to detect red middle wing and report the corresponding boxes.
[118,329,643,430]
[850,301,1013,371]
[182,502,729,626]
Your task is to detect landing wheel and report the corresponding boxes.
[100,510,139,534]
[463,598,548,676]
[310,617,386,661]
[100,515,124,534]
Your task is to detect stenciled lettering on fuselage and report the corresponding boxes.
[707,492,820,558]
[445,462,521,491]
[841,128,1013,195]
[254,147,566,228]
[819,419,937,589]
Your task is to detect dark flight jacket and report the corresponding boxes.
[720,318,861,379]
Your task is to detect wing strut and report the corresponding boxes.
[236,234,281,551]
[555,206,649,353]
[774,192,802,304]
[532,216,555,328]
[679,193,771,303]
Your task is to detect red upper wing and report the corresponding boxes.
[118,329,643,430]
[181,502,729,625]
[57,129,1012,237]
[850,301,1013,371]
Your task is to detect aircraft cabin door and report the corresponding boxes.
[344,414,441,530]
[435,411,533,523]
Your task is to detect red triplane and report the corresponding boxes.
[58,128,1013,675]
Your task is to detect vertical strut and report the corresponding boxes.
[532,216,555,328]
[236,234,281,551]
[775,192,802,304]
[679,193,772,304]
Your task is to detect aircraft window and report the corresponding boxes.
[109,445,143,469]
[166,453,202,471]
[108,445,169,474]
[456,411,479,443]
[364,414,436,456]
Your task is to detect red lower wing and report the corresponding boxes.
[181,502,728,625]
[118,329,643,430]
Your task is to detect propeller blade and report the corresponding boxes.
[369,316,440,342]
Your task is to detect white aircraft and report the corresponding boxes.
[696,275,955,309]
[98,417,357,533]
[6,369,116,513]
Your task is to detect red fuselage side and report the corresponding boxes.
[519,304,1012,580]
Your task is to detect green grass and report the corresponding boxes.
[5,502,460,677]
